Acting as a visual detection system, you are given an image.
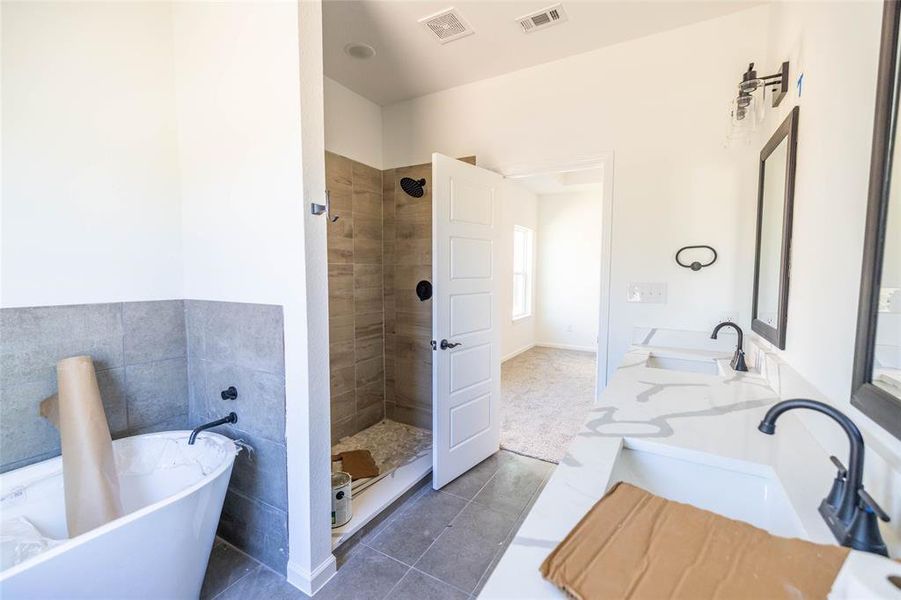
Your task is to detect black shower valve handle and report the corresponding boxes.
[221,386,238,401]
[416,280,433,302]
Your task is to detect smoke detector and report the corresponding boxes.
[419,7,475,45]
[515,3,568,33]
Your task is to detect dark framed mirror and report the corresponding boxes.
[852,0,901,439]
[752,106,800,350]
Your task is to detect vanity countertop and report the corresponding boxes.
[479,338,897,599]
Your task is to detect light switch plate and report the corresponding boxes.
[627,282,667,304]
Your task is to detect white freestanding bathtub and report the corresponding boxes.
[0,431,238,599]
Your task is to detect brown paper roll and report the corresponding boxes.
[40,356,123,537]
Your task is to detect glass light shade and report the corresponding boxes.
[739,78,763,94]
[731,88,764,126]
[726,89,764,147]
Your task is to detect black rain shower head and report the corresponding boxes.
[400,177,426,198]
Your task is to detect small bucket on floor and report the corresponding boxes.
[331,472,352,528]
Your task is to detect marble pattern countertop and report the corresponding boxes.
[479,333,901,598]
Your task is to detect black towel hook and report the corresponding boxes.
[675,245,717,271]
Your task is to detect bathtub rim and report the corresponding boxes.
[0,430,238,582]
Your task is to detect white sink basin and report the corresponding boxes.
[645,354,719,375]
[608,446,805,539]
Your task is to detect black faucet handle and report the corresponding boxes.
[824,455,848,509]
[859,488,891,522]
[830,455,848,477]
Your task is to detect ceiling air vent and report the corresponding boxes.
[419,7,475,45]
[516,3,568,33]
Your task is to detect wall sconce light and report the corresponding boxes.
[727,61,790,146]
[732,61,790,122]
[741,61,789,107]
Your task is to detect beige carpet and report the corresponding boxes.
[501,346,596,463]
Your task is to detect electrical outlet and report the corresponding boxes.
[627,282,667,304]
[879,288,900,313]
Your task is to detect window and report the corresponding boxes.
[512,226,534,320]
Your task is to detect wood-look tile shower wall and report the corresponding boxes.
[382,162,434,429]
[326,152,386,441]
[382,157,475,430]
[326,153,476,439]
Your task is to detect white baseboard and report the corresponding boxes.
[502,342,599,361]
[536,342,598,353]
[286,553,336,596]
[502,343,535,363]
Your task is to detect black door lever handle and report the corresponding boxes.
[440,339,462,350]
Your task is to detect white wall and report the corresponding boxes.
[755,0,881,417]
[876,159,900,368]
[750,0,901,533]
[3,2,333,591]
[295,0,334,592]
[171,2,333,592]
[500,182,538,360]
[1,1,182,307]
[324,77,383,169]
[383,7,768,379]
[174,2,306,308]
[536,191,603,352]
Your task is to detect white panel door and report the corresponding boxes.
[432,153,503,489]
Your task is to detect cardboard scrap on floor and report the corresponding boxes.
[332,449,379,480]
[40,355,124,537]
[540,482,849,600]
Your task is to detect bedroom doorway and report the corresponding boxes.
[498,157,612,462]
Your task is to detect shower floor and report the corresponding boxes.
[332,419,431,495]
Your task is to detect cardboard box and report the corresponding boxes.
[540,482,848,599]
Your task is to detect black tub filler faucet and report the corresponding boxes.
[189,412,237,445]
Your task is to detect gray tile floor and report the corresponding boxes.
[201,450,553,599]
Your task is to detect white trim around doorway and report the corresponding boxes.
[496,152,615,400]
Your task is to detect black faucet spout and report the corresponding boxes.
[757,399,864,523]
[710,321,748,372]
[189,412,238,445]
[756,399,889,556]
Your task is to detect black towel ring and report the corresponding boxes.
[675,245,717,271]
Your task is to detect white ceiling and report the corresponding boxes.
[323,0,762,106]
[513,167,604,195]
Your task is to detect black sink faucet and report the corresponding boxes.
[758,399,890,556]
[710,321,748,372]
